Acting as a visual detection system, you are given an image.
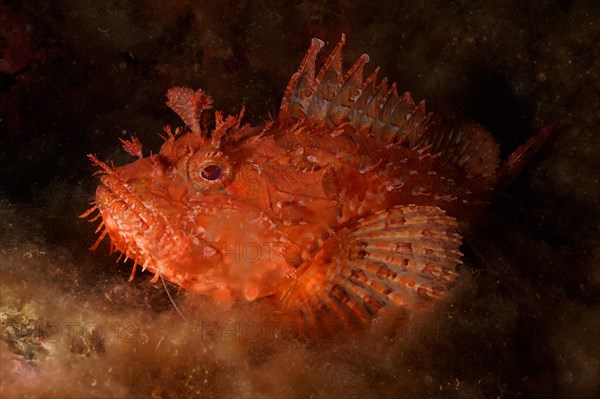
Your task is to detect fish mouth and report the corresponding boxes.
[83,154,155,253]
[90,170,201,283]
[90,181,250,294]
[93,177,153,261]
[97,183,149,230]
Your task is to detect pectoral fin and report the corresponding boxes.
[279,205,462,336]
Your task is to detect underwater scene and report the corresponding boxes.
[1,1,599,398]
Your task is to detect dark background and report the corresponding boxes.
[1,0,599,398]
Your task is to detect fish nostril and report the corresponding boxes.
[202,244,220,259]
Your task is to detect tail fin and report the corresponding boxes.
[497,122,558,187]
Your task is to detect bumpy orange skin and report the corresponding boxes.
[87,36,553,330]
[93,118,492,306]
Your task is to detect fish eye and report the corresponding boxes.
[187,149,233,190]
[200,164,222,181]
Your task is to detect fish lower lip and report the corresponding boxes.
[97,174,157,223]
[96,184,150,230]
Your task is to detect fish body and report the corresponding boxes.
[84,35,553,333]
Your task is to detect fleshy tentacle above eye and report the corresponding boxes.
[166,87,214,136]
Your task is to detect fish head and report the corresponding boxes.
[89,90,298,305]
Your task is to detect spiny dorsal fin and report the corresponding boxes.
[278,35,501,177]
[278,35,430,146]
[278,205,462,337]
[414,113,501,177]
[278,38,325,122]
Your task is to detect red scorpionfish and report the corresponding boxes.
[82,35,554,335]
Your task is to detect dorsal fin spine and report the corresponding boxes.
[278,38,324,122]
[278,36,507,178]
